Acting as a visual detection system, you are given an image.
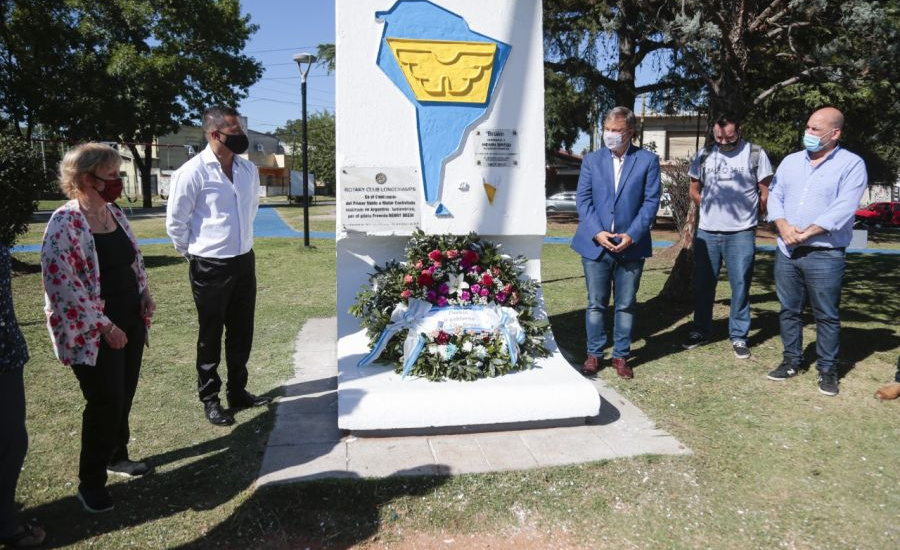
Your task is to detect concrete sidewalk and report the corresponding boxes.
[257,318,690,485]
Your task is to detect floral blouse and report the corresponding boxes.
[40,200,148,366]
[0,246,29,372]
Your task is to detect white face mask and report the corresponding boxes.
[603,130,626,150]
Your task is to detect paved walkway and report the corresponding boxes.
[257,318,690,485]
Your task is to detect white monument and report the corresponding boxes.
[335,0,599,431]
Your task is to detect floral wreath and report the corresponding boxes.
[349,230,549,381]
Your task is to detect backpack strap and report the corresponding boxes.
[696,147,712,185]
[749,143,761,182]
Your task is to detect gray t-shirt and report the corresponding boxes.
[689,141,773,231]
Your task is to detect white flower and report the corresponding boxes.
[462,340,473,352]
[474,345,488,358]
[427,344,439,355]
[447,272,469,296]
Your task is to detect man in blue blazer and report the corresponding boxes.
[571,106,661,379]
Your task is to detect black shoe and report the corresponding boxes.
[732,340,751,360]
[77,487,114,513]
[682,331,709,350]
[818,371,839,396]
[767,361,800,381]
[107,459,152,478]
[204,401,235,426]
[227,390,272,410]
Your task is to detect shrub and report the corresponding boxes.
[0,134,44,247]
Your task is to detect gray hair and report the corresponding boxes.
[604,106,636,131]
[201,105,242,135]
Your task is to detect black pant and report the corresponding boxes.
[189,251,256,403]
[0,368,27,538]
[72,291,144,491]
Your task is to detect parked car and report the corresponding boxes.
[546,191,577,213]
[854,201,900,227]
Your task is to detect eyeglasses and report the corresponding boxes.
[90,173,123,184]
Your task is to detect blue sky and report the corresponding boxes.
[237,0,337,133]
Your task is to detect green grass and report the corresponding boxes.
[9,212,899,549]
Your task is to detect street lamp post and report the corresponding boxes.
[293,52,317,247]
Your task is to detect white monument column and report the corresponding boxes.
[335,0,599,431]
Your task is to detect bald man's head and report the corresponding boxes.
[805,107,844,155]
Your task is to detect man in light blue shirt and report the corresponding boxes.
[765,107,868,396]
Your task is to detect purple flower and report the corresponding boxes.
[480,288,489,297]
[470,284,481,294]
[438,283,450,294]
[460,290,471,302]
[426,290,437,302]
[436,296,448,307]
[496,291,508,303]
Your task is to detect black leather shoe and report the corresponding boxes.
[204,401,235,426]
[227,390,272,410]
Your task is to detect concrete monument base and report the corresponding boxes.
[337,329,601,431]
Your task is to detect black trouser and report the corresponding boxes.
[0,368,27,538]
[72,290,144,492]
[189,250,256,404]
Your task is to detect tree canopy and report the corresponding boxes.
[1,0,263,205]
[276,111,336,194]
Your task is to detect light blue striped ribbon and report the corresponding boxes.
[357,299,433,368]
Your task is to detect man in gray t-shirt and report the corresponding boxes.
[682,115,773,359]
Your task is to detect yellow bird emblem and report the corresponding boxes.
[386,38,497,103]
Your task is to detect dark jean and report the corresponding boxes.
[0,368,27,539]
[189,250,256,403]
[582,253,645,359]
[692,228,756,342]
[774,247,845,373]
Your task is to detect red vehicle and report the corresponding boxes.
[854,201,900,227]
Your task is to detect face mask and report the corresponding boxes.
[98,178,124,202]
[603,130,626,150]
[803,129,834,153]
[92,174,123,202]
[717,139,739,152]
[218,131,249,155]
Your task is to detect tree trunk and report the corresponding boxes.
[128,142,154,208]
[659,201,698,302]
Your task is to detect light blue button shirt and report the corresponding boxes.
[767,145,867,256]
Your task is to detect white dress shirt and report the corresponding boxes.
[166,145,260,258]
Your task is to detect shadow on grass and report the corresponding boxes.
[142,255,188,269]
[172,468,451,549]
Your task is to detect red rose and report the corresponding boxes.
[481,274,493,287]
[446,249,459,259]
[428,250,443,261]
[400,289,412,299]
[462,250,479,264]
[417,271,433,287]
[435,331,451,345]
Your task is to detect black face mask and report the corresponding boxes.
[218,132,249,155]
[717,139,739,152]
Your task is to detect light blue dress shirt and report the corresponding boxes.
[767,145,867,256]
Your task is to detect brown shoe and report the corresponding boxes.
[612,357,633,379]
[582,355,601,375]
[874,382,900,400]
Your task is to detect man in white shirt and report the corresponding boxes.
[166,105,271,426]
[682,115,773,360]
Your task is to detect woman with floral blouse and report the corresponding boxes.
[40,143,155,514]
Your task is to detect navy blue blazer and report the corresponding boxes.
[571,144,661,261]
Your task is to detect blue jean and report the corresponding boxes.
[692,228,756,341]
[582,253,645,359]
[774,248,845,373]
